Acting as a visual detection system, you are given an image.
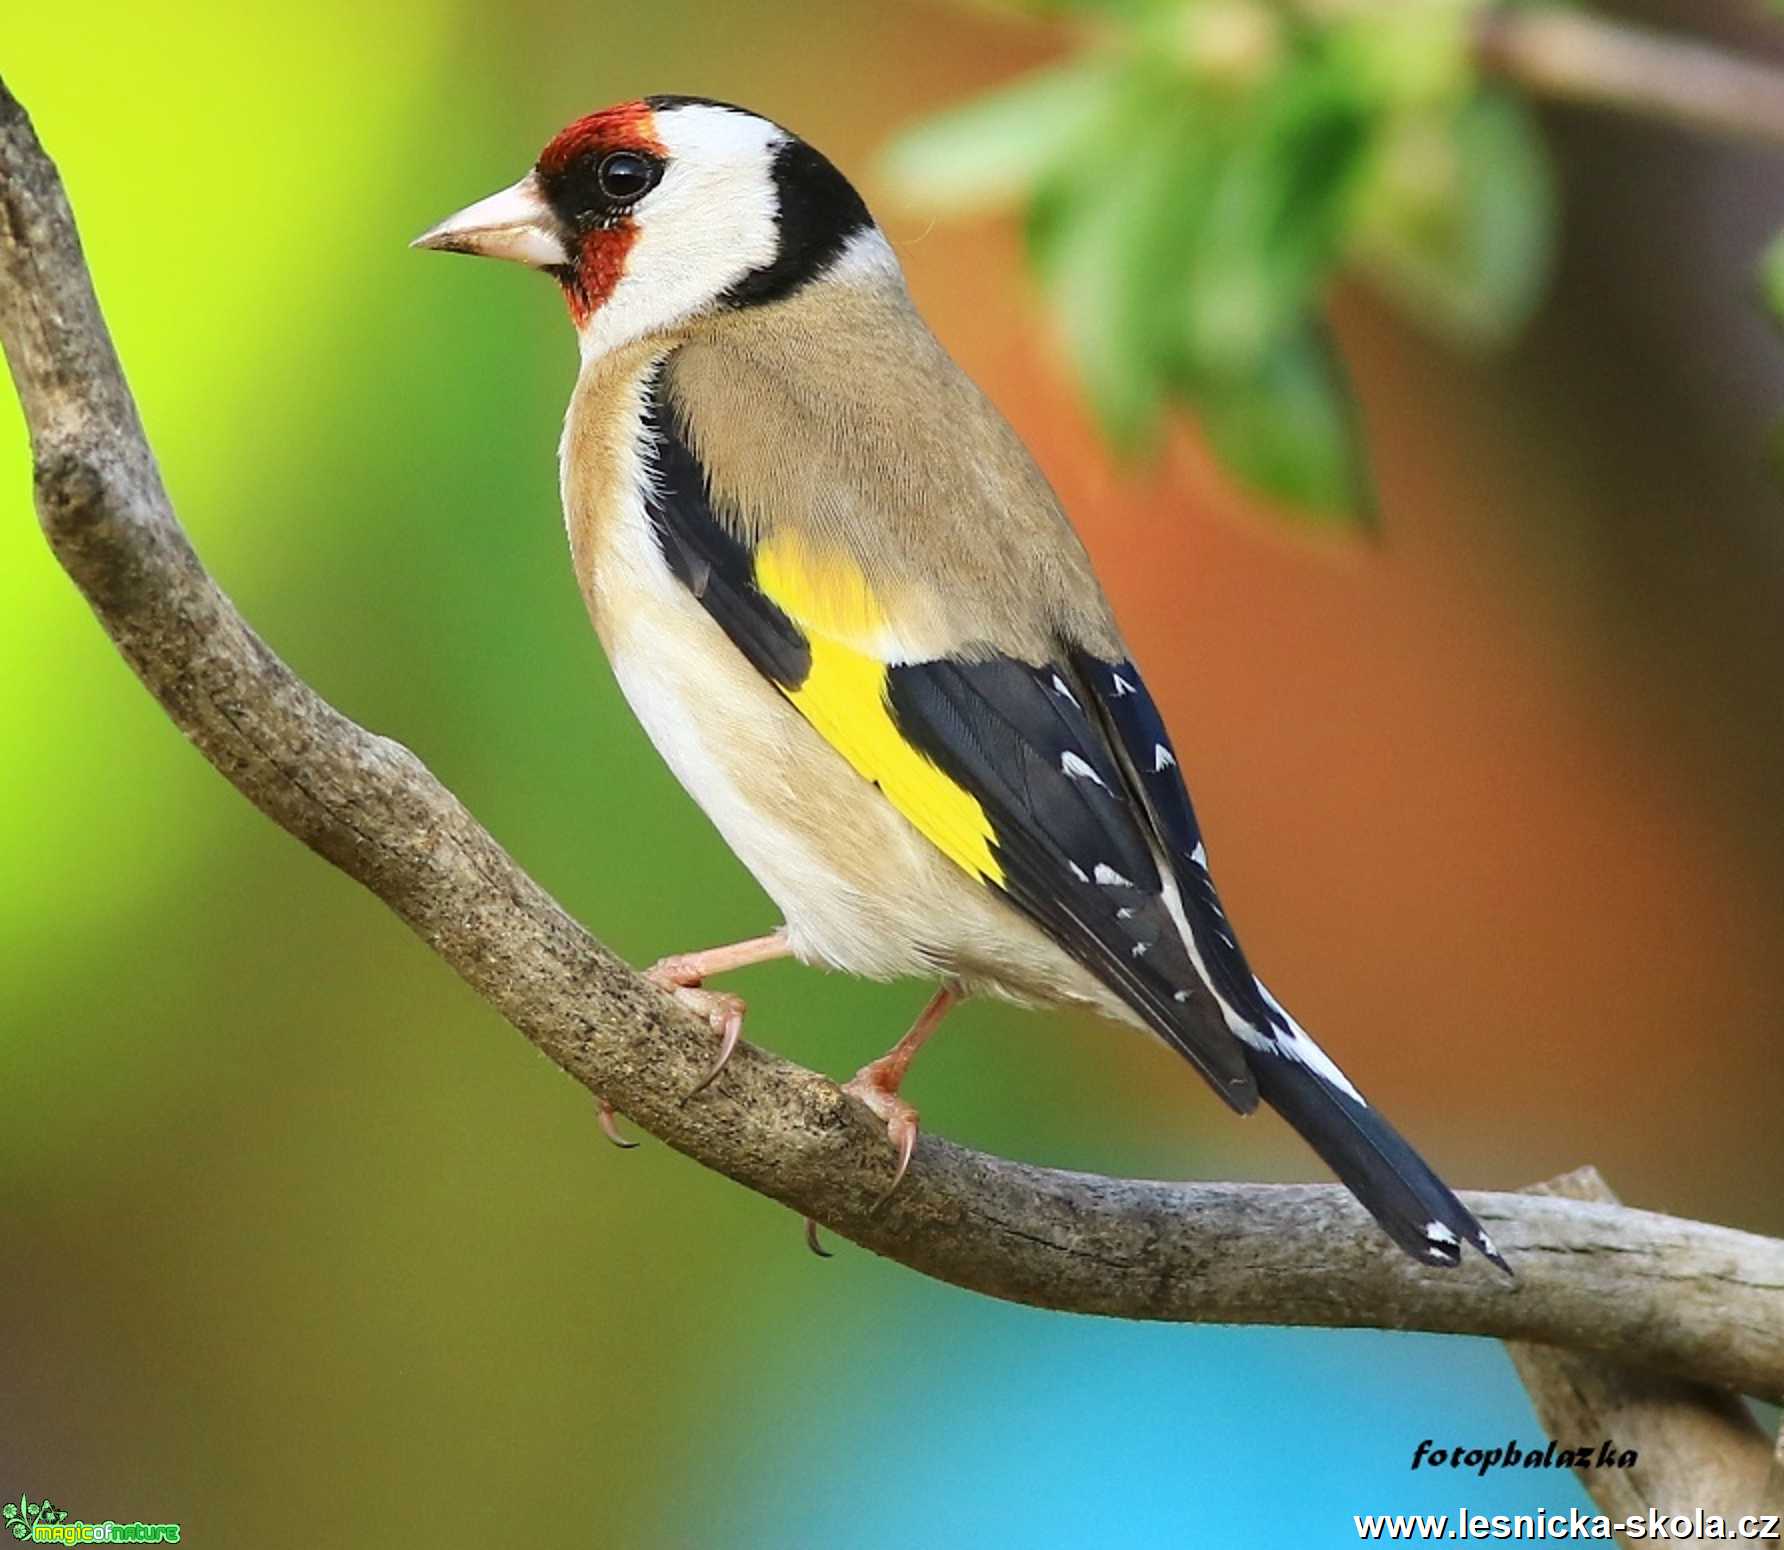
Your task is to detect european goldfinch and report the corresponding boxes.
[415,95,1505,1272]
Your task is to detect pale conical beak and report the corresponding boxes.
[411,172,568,268]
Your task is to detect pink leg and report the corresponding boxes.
[646,929,791,1095]
[822,984,964,1238]
[650,931,793,985]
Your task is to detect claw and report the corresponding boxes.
[842,1064,922,1210]
[884,1108,918,1204]
[686,994,745,1097]
[635,932,794,1101]
[597,1099,639,1150]
[646,958,751,1099]
[803,1216,832,1258]
[661,986,746,1099]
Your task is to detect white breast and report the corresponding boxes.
[559,359,945,979]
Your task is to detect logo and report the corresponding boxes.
[4,1501,67,1541]
[1,1497,180,1544]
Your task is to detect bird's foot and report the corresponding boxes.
[641,931,789,1096]
[799,984,962,1256]
[646,957,747,1095]
[842,1054,921,1207]
[798,1064,919,1254]
[648,947,720,988]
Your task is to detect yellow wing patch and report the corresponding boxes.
[753,532,888,645]
[753,535,1005,886]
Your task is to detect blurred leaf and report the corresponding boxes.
[1030,84,1215,446]
[1026,46,1375,514]
[1195,323,1376,524]
[1178,62,1373,377]
[879,59,1120,215]
[1141,0,1287,93]
[888,0,1555,523]
[1322,0,1473,112]
[1352,92,1556,348]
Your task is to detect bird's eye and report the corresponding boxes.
[597,151,660,204]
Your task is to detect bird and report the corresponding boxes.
[413,94,1506,1273]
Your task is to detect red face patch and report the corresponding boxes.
[561,229,628,327]
[537,100,665,176]
[535,101,667,327]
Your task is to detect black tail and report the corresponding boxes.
[1248,1043,1509,1275]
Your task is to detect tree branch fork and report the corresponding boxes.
[4,59,1781,1526]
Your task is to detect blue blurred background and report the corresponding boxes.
[5,1,1782,1542]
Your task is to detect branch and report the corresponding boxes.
[1474,7,1784,148]
[6,73,1784,1402]
[1505,1170,1778,1526]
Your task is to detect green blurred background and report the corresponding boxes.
[5,1,1783,1543]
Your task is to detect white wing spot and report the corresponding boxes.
[1173,989,1191,1004]
[1426,1221,1460,1247]
[1092,863,1134,888]
[1111,673,1136,697]
[1190,841,1208,868]
[1060,751,1107,788]
[1050,674,1079,708]
[1116,907,1136,920]
[1154,743,1176,772]
[1067,861,1089,884]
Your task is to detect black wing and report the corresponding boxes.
[1067,651,1284,1039]
[883,654,1257,1112]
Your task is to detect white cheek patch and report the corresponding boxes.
[579,105,786,363]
